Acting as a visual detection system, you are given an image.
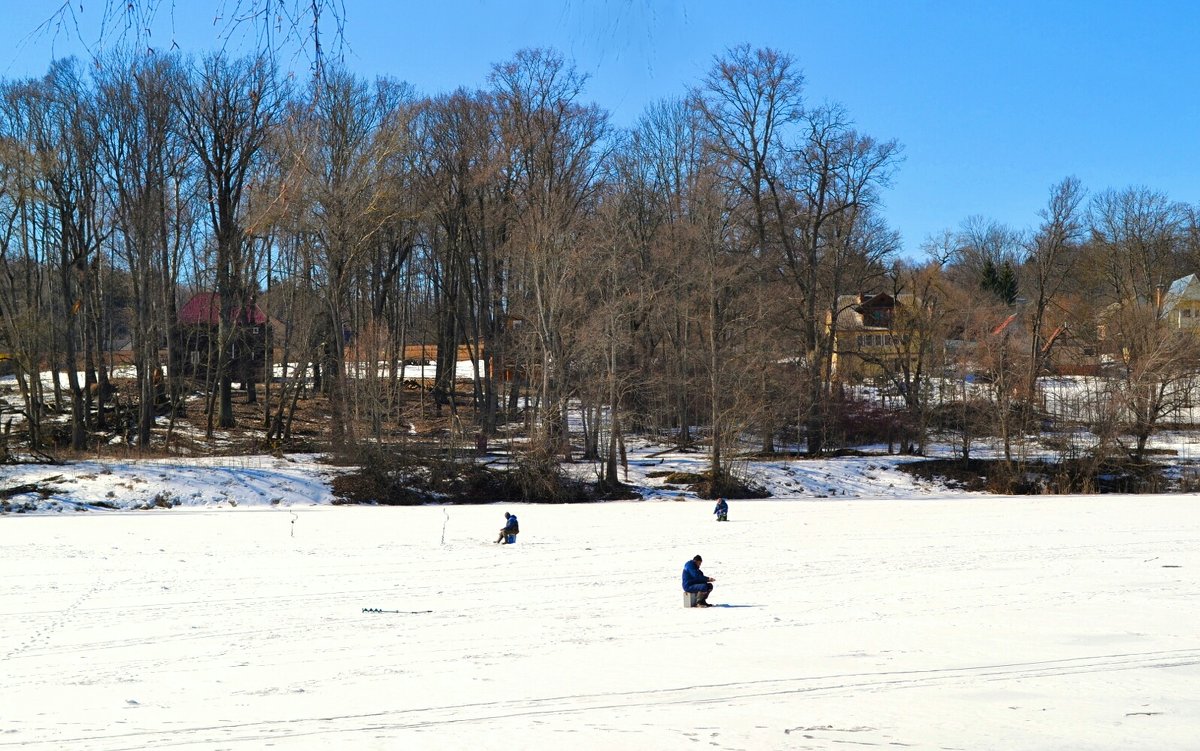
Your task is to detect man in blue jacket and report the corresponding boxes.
[713,498,728,521]
[682,555,715,607]
[495,512,519,544]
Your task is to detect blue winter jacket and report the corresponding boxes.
[713,500,728,515]
[682,560,708,590]
[504,514,519,533]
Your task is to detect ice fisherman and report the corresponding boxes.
[713,498,728,521]
[682,554,715,607]
[495,512,519,544]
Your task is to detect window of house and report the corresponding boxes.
[865,309,892,327]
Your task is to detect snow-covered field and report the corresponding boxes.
[3,492,1198,749]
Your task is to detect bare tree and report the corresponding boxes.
[177,53,283,432]
[693,45,802,454]
[94,53,191,447]
[944,216,1023,294]
[781,108,901,453]
[1104,300,1200,461]
[414,89,513,433]
[280,68,413,446]
[0,90,57,453]
[23,60,108,451]
[622,98,707,448]
[1089,187,1187,306]
[490,48,609,456]
[1023,178,1084,389]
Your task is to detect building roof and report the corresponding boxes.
[853,292,895,312]
[1159,273,1200,315]
[178,292,268,326]
[991,312,1019,336]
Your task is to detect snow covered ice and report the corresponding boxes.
[3,491,1199,749]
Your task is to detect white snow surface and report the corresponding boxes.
[2,449,1199,748]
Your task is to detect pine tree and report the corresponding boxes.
[980,259,1017,305]
[996,262,1018,305]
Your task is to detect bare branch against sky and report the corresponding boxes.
[29,1,346,73]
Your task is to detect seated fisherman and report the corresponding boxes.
[682,554,714,607]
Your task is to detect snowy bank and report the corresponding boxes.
[0,444,955,514]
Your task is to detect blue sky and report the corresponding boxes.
[3,1,1199,258]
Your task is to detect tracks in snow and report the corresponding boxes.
[5,648,1197,749]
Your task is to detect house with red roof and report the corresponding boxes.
[174,292,273,385]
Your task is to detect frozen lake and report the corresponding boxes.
[3,496,1198,749]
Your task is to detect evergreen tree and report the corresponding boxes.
[980,258,1017,305]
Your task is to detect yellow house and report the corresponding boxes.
[829,292,922,380]
[1159,274,1200,329]
[1095,274,1200,369]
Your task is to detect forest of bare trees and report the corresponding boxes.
[4,44,1200,496]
